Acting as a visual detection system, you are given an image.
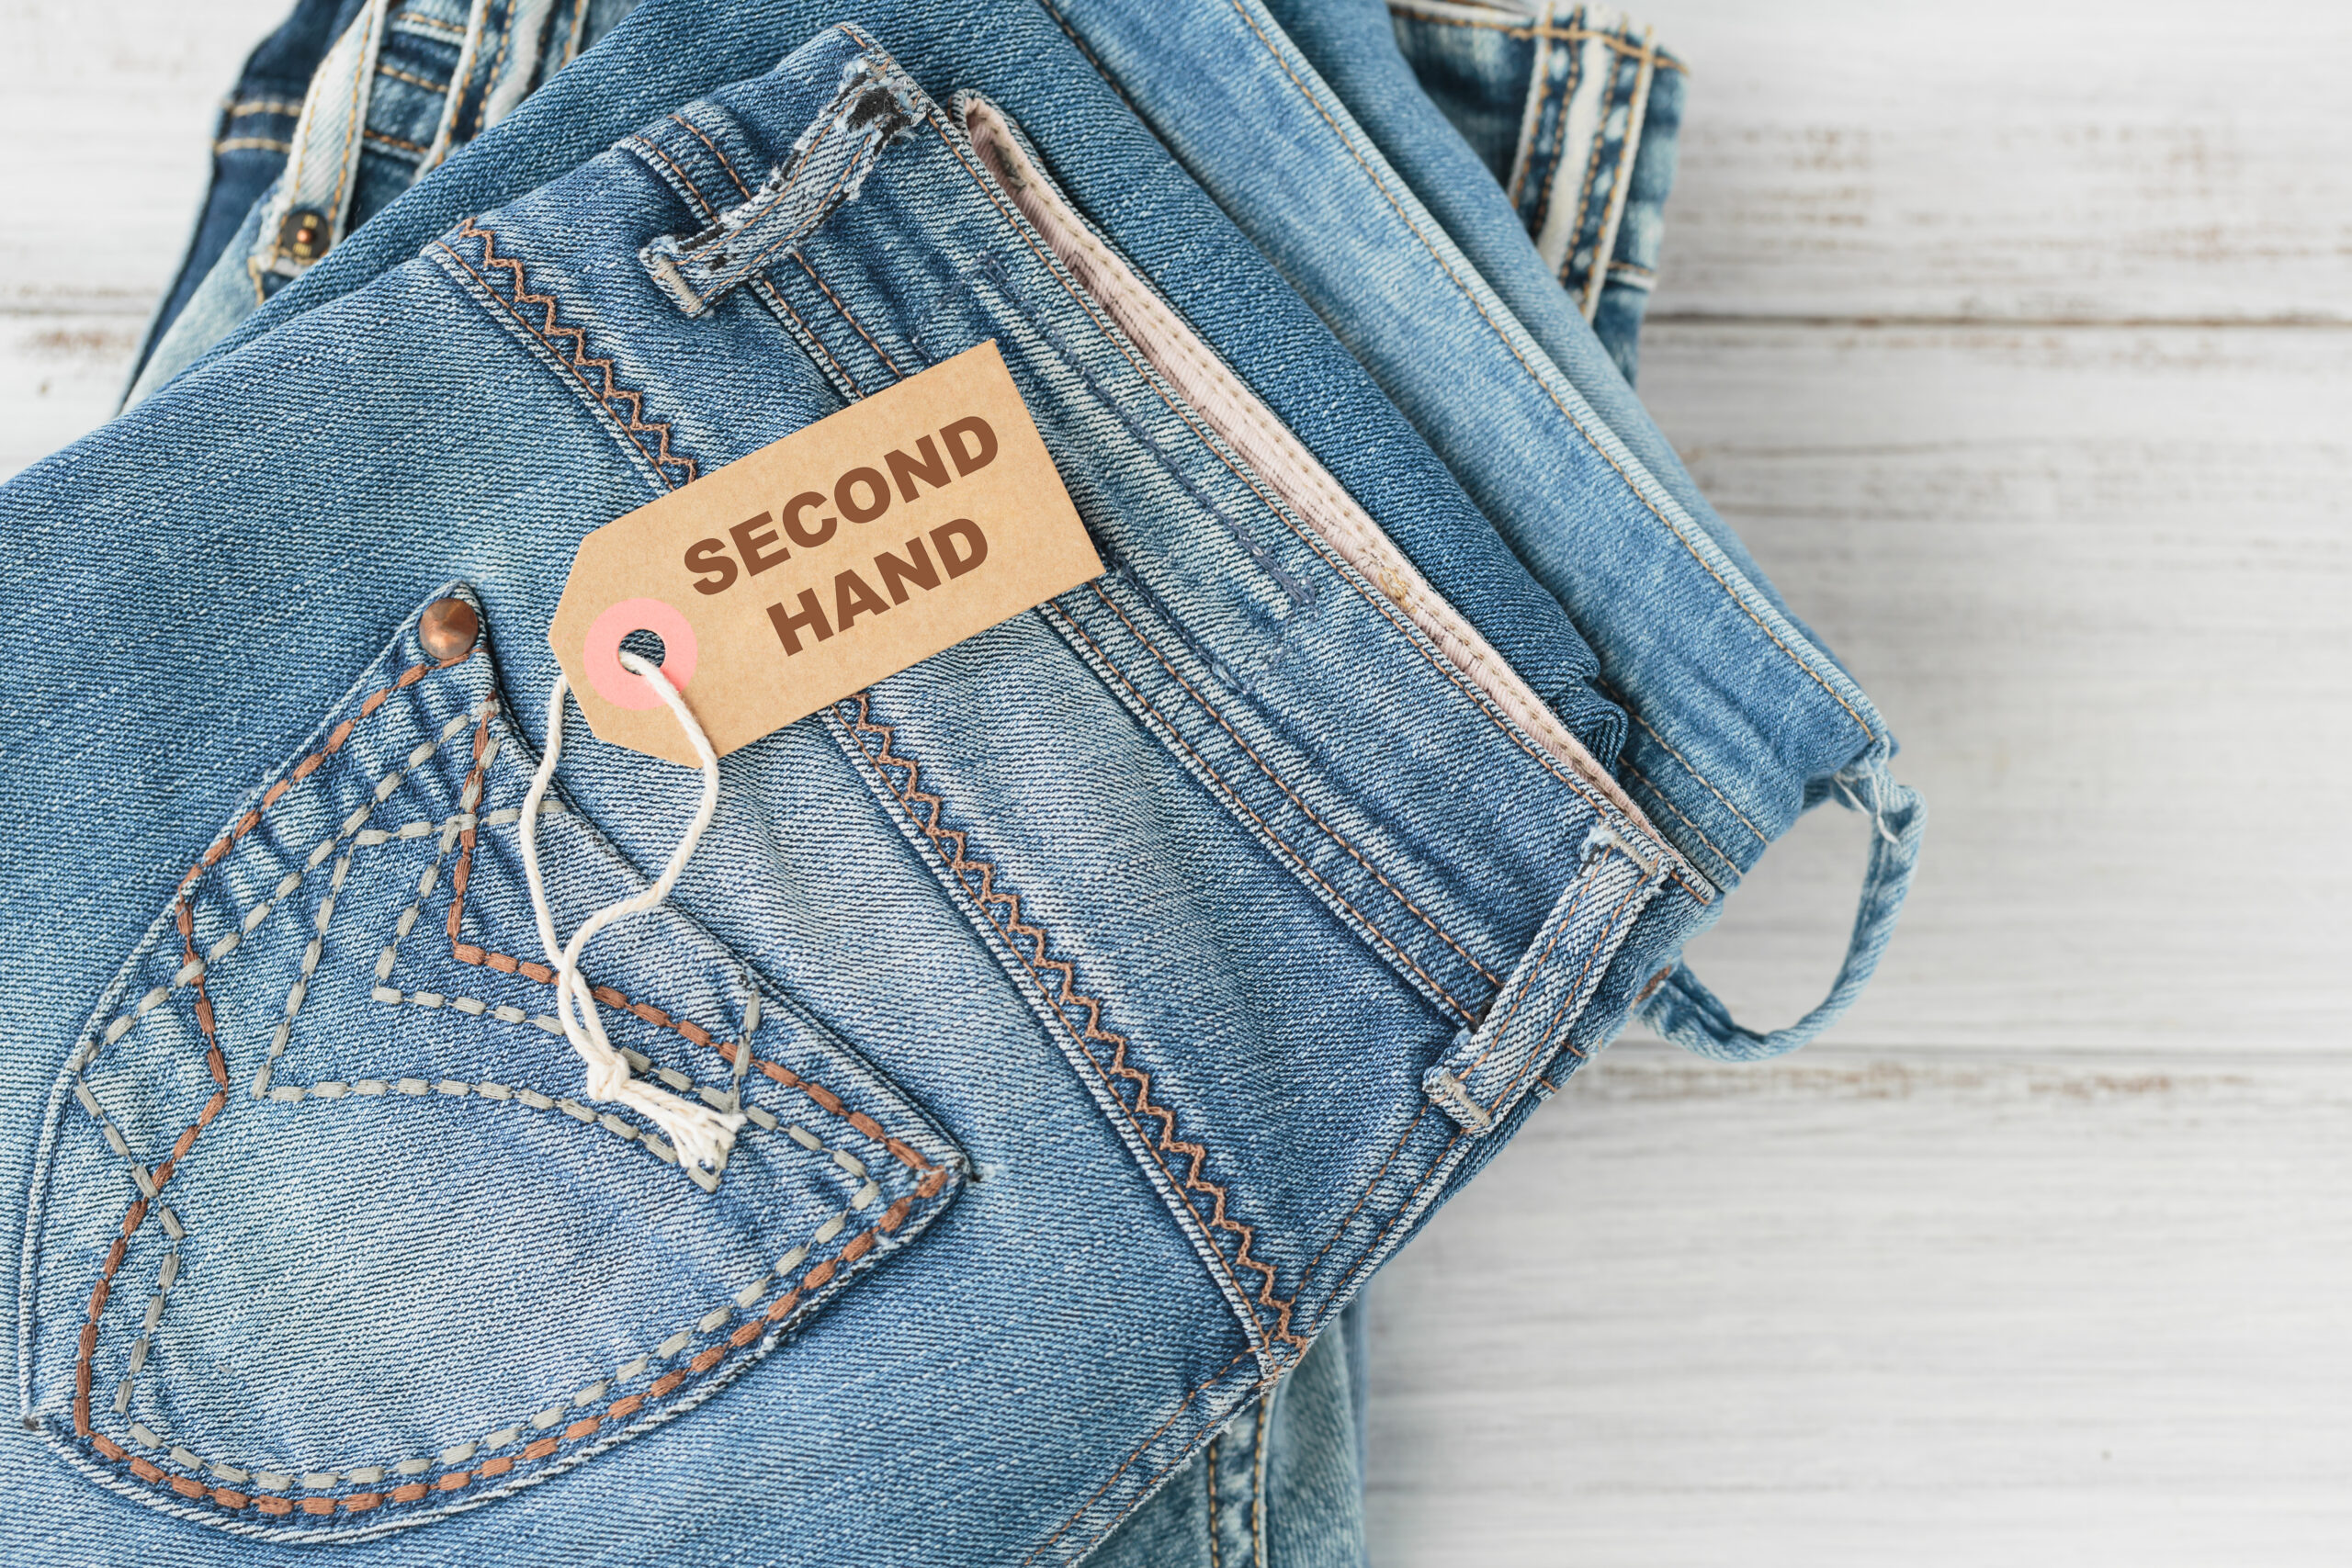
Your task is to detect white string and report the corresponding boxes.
[517,649,746,1173]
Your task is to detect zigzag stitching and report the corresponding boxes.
[844,694,1304,1349]
[448,217,699,488]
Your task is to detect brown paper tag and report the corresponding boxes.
[548,341,1103,764]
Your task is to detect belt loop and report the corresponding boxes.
[1642,755,1928,1060]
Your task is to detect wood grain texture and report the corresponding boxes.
[1369,1043,2352,1565]
[0,1,2343,1563]
[1645,0,2352,323]
[1370,0,2351,1560]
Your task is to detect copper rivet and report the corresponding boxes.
[277,208,330,264]
[419,598,480,664]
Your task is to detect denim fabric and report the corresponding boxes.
[127,0,370,388]
[1079,0,1924,1058]
[127,0,639,402]
[1,11,1725,1562]
[1385,1,1684,385]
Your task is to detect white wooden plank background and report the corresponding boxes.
[1,1,2346,1562]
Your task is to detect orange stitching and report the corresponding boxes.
[1526,23,1582,241]
[1386,5,1690,69]
[842,694,1304,1349]
[323,3,372,237]
[1317,1123,1464,1325]
[1087,582,1501,987]
[75,656,950,1507]
[667,112,755,201]
[1620,758,1740,881]
[1611,695,1766,845]
[473,2,518,139]
[1223,1,1871,742]
[75,653,449,1435]
[625,135,719,220]
[750,274,864,397]
[434,705,938,1174]
[791,252,905,378]
[435,218,698,487]
[374,62,448,93]
[84,1207,918,1516]
[900,81,1705,899]
[1295,1100,1431,1293]
[362,128,427,155]
[1052,594,1480,1022]
[1479,870,1650,1117]
[1021,1346,1261,1567]
[1557,45,1616,305]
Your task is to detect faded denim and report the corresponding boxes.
[128,0,639,403]
[5,2,1917,1563]
[1384,1,1684,385]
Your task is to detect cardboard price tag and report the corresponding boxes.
[549,341,1103,765]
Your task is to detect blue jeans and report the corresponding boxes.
[4,4,1917,1562]
[127,0,642,403]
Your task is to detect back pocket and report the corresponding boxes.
[22,586,963,1540]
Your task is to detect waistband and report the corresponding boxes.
[430,20,1705,998]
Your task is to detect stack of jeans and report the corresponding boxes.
[0,2,1922,1563]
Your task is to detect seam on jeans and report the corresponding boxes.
[1559,45,1618,302]
[1085,584,1502,989]
[1621,759,1741,883]
[792,254,906,378]
[684,131,864,308]
[431,705,937,1171]
[1573,33,1654,312]
[1021,1347,1261,1567]
[1317,1125,1465,1333]
[842,694,1303,1350]
[560,0,590,70]
[83,1187,927,1518]
[668,112,756,202]
[1032,0,1150,120]
[1528,16,1582,234]
[67,653,457,1438]
[622,133,721,220]
[752,274,865,397]
[1615,701,1767,845]
[1205,1428,1224,1568]
[1250,1393,1271,1568]
[1386,3,1690,68]
[1477,870,1649,1116]
[63,660,952,1517]
[1226,0,1875,745]
[324,2,373,231]
[1449,872,1597,1092]
[433,217,698,487]
[362,129,427,155]
[393,11,465,40]
[1051,597,1479,1026]
[469,5,517,141]
[1499,9,1546,209]
[375,62,449,94]
[937,91,1695,891]
[1606,258,1655,277]
[214,137,292,155]
[227,97,304,118]
[1295,1101,1433,1295]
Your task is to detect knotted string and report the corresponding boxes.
[516,650,745,1173]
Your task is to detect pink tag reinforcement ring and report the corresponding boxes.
[582,598,699,709]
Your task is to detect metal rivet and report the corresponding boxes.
[419,597,480,664]
[278,209,330,263]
